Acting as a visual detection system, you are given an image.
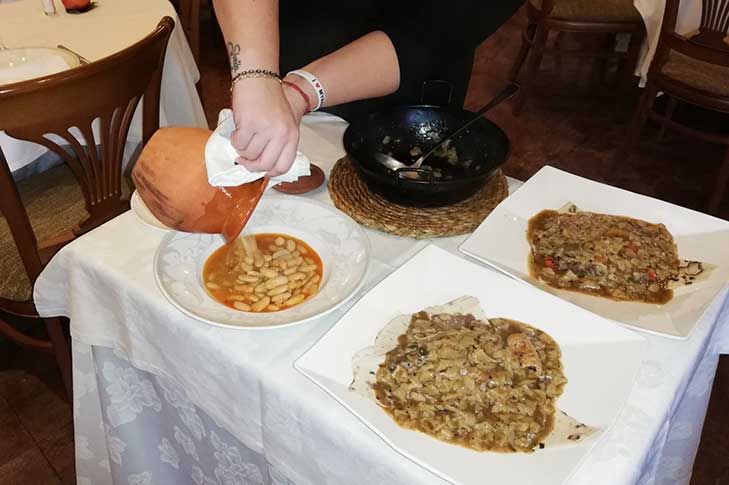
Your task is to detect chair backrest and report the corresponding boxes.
[651,0,729,73]
[0,17,174,291]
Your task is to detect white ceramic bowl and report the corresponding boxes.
[154,195,370,329]
[0,47,79,84]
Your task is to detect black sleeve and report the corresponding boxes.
[378,1,524,103]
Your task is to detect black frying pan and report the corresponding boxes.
[343,88,512,207]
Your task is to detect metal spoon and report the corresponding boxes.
[57,44,90,65]
[375,82,520,173]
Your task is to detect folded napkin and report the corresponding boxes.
[0,50,71,85]
[205,109,311,187]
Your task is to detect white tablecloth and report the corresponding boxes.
[0,0,207,173]
[633,0,703,78]
[34,113,729,485]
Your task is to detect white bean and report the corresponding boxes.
[285,294,306,307]
[286,239,296,252]
[252,296,270,312]
[233,301,251,311]
[275,237,285,246]
[265,276,289,289]
[261,268,278,279]
[206,282,221,290]
[267,284,289,296]
[271,292,292,303]
[303,283,318,295]
[289,272,306,281]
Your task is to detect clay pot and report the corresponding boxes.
[132,127,267,242]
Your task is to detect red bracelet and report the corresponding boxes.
[282,80,312,113]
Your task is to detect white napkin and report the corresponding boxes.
[205,109,311,187]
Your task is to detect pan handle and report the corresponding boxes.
[420,80,453,107]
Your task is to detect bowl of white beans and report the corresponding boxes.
[154,196,370,329]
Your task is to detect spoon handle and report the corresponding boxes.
[414,82,520,168]
[57,44,90,65]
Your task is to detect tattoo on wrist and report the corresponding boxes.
[227,42,241,74]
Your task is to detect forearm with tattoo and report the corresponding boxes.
[227,42,242,76]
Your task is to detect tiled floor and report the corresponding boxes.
[0,340,74,484]
[1,4,728,485]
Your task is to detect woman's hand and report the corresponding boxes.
[230,79,300,177]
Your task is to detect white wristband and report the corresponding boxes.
[287,69,325,111]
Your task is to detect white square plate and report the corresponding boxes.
[459,166,729,339]
[295,245,645,485]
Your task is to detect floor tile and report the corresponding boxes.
[0,399,36,469]
[12,384,72,448]
[0,448,60,485]
[36,421,75,485]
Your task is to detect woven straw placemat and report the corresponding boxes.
[328,157,508,239]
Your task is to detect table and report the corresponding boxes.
[34,113,729,485]
[0,0,207,173]
[633,0,702,78]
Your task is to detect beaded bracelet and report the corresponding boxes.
[230,69,282,93]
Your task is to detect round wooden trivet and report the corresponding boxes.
[328,157,508,239]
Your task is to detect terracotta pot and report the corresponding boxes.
[132,127,267,242]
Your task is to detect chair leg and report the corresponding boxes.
[509,23,537,82]
[513,23,549,115]
[708,145,729,215]
[609,82,659,181]
[44,317,72,402]
[658,96,677,141]
[593,34,615,87]
[553,31,565,82]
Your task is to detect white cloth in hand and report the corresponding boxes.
[205,109,310,187]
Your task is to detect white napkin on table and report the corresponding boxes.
[205,109,311,187]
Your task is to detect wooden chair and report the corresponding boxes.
[509,0,646,114]
[612,0,729,214]
[0,17,175,400]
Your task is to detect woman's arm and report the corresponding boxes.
[213,0,298,176]
[282,31,400,120]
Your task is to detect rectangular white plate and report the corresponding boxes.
[459,166,729,339]
[295,245,645,485]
